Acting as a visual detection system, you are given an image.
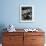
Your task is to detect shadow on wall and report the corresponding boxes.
[0,24,7,43]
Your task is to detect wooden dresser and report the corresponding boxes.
[2,29,45,46]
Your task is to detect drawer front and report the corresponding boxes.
[32,36,45,44]
[3,43,23,46]
[3,32,23,36]
[32,44,44,46]
[24,32,44,36]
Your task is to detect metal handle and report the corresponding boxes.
[32,39,36,40]
[9,38,12,40]
[9,37,14,40]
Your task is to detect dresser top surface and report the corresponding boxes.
[3,29,45,33]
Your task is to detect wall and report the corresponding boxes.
[0,0,46,29]
[0,0,46,43]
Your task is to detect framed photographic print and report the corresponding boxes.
[20,5,34,22]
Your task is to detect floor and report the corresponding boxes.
[0,44,2,46]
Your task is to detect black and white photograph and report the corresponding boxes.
[20,5,34,22]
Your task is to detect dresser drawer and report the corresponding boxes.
[32,36,45,44]
[3,32,23,36]
[32,44,44,46]
[24,32,44,36]
[3,42,23,46]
